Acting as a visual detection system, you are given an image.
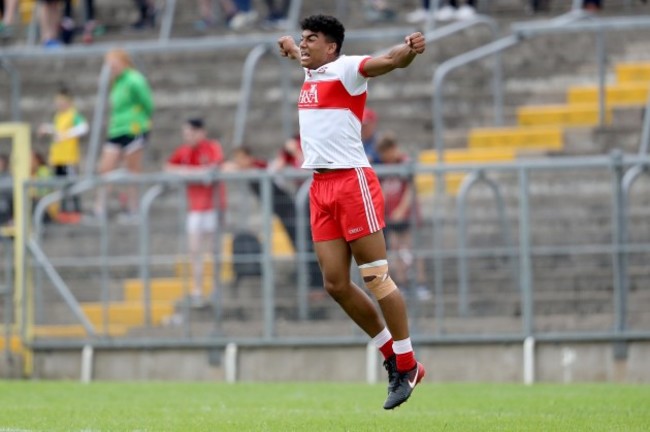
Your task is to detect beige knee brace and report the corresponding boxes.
[359,260,397,300]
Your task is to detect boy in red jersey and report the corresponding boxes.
[165,118,225,305]
[278,15,426,409]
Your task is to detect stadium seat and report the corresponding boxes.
[567,83,650,106]
[615,62,650,83]
[517,104,612,127]
[80,302,175,326]
[468,126,563,150]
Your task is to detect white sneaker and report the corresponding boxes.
[405,8,429,24]
[434,5,455,21]
[455,5,476,20]
[229,10,258,30]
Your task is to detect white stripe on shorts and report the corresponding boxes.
[355,167,380,232]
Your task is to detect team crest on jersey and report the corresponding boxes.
[298,83,319,107]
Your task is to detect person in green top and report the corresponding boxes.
[94,48,154,220]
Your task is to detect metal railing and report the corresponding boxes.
[13,153,650,351]
[433,14,650,162]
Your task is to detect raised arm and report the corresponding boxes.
[278,35,301,61]
[362,32,426,78]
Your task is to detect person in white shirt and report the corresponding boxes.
[278,14,426,410]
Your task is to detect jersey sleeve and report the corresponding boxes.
[340,55,371,96]
[167,147,184,165]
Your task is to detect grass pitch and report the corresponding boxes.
[0,381,648,431]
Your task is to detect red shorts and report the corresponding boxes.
[310,167,386,242]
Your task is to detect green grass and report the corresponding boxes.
[0,381,649,431]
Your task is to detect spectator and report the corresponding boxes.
[61,0,98,44]
[132,0,155,30]
[361,108,381,164]
[195,0,217,32]
[94,49,154,222]
[0,154,12,227]
[38,0,64,47]
[165,118,225,306]
[220,0,257,30]
[376,132,430,301]
[0,0,17,37]
[38,86,88,224]
[407,0,476,23]
[262,0,291,29]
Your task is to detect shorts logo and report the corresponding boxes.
[348,227,364,235]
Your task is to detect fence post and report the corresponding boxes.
[295,179,312,321]
[610,151,626,358]
[0,60,21,122]
[517,168,534,337]
[260,173,276,339]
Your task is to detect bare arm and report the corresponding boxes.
[277,36,301,61]
[362,32,426,78]
[390,185,414,221]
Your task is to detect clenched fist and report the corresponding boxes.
[278,35,299,59]
[405,32,425,55]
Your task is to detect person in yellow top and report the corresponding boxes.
[38,87,88,223]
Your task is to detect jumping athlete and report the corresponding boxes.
[278,15,426,410]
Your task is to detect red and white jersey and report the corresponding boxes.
[298,55,372,169]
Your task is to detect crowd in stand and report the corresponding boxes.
[0,0,610,46]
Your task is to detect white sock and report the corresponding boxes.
[393,337,413,354]
[372,327,392,348]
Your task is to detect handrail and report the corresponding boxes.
[432,10,589,163]
[85,62,111,177]
[27,238,96,336]
[31,173,125,337]
[456,169,517,317]
[139,184,166,327]
[159,0,178,41]
[232,44,296,147]
[232,44,272,147]
[639,90,650,156]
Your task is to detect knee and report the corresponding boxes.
[322,277,349,300]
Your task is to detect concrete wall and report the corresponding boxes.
[28,341,650,383]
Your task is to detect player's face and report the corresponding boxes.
[299,30,337,69]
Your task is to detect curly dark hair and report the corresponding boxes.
[300,15,345,55]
